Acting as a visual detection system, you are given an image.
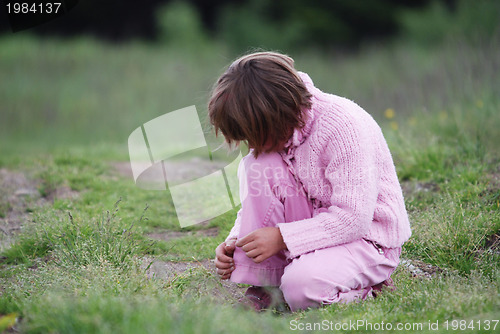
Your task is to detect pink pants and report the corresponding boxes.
[230,152,401,311]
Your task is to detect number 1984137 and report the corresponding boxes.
[6,2,62,14]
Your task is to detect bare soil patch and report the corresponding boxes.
[0,168,79,251]
[401,180,440,198]
[400,258,444,278]
[481,163,500,207]
[142,257,246,302]
[0,168,43,250]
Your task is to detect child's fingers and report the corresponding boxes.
[219,272,232,280]
[239,241,257,253]
[215,243,234,263]
[216,252,233,264]
[244,248,261,260]
[215,260,233,270]
[215,241,235,280]
[225,241,236,255]
[251,254,267,264]
[225,239,237,248]
[217,266,234,280]
[217,267,234,277]
[235,233,255,247]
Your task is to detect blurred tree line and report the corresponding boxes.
[0,0,498,50]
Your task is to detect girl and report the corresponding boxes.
[210,51,411,312]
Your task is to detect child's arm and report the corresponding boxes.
[277,101,409,258]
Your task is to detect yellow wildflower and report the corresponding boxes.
[384,108,395,119]
[0,313,17,332]
[439,111,448,121]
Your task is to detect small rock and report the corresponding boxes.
[14,188,39,197]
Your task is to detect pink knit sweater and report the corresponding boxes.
[228,72,411,258]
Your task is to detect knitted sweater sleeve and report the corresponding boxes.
[225,209,241,242]
[277,110,379,258]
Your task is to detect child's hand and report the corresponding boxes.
[236,227,287,263]
[215,239,236,280]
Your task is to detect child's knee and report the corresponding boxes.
[280,262,328,311]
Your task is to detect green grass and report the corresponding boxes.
[0,34,499,333]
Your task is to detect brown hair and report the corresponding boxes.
[208,51,312,157]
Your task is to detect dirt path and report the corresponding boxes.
[0,168,43,250]
[0,168,79,251]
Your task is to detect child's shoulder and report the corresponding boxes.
[309,95,383,152]
[315,93,376,130]
[299,71,382,141]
